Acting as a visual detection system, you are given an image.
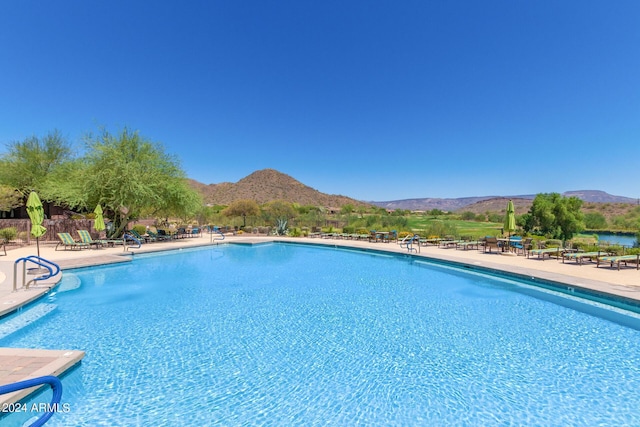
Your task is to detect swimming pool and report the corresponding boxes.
[2,243,640,426]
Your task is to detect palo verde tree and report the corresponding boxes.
[223,199,260,227]
[522,193,584,241]
[0,185,22,212]
[82,128,202,237]
[0,130,75,197]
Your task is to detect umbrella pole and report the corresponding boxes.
[36,237,40,258]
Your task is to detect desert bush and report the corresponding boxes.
[460,211,476,221]
[132,225,147,235]
[487,213,502,223]
[544,239,563,248]
[289,228,301,237]
[422,221,457,239]
[0,227,17,242]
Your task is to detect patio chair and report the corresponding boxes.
[482,237,500,253]
[512,238,533,256]
[0,238,6,256]
[56,232,90,251]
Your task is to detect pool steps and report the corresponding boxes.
[0,303,57,340]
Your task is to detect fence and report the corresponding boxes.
[0,219,98,245]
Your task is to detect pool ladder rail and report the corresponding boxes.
[210,227,225,243]
[13,256,61,291]
[0,375,63,427]
[399,234,420,253]
[123,233,142,251]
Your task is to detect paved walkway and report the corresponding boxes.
[0,233,638,406]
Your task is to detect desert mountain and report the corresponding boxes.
[371,190,637,211]
[190,169,370,207]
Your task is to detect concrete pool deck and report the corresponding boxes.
[0,233,638,406]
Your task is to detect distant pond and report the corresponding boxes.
[595,233,638,247]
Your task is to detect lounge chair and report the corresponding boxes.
[419,237,441,246]
[597,254,640,270]
[440,239,463,249]
[456,240,480,250]
[528,247,566,260]
[562,251,608,265]
[127,229,149,243]
[309,227,323,238]
[146,230,167,241]
[56,232,90,251]
[156,229,174,240]
[76,230,105,248]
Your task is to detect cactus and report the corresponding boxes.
[275,218,288,236]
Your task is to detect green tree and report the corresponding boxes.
[524,193,584,240]
[262,200,296,224]
[460,211,476,220]
[584,212,607,230]
[0,130,74,196]
[0,185,22,212]
[340,204,354,215]
[262,200,296,235]
[82,128,201,237]
[223,199,260,227]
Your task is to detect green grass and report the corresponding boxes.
[407,215,502,238]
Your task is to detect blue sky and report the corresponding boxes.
[1,1,638,201]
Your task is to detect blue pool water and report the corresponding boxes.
[2,243,640,426]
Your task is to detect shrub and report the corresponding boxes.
[602,245,624,256]
[0,227,17,242]
[398,231,413,239]
[460,211,476,220]
[544,239,563,248]
[132,225,147,235]
[289,228,301,237]
[487,213,502,223]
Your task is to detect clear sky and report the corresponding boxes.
[1,1,638,201]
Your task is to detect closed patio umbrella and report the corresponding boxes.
[26,191,47,258]
[94,204,106,234]
[503,199,516,251]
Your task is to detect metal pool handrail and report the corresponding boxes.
[210,227,225,243]
[399,234,420,253]
[13,256,61,291]
[0,375,63,427]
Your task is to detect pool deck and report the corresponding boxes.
[0,233,638,405]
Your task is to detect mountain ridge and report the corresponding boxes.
[369,190,638,211]
[189,169,637,211]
